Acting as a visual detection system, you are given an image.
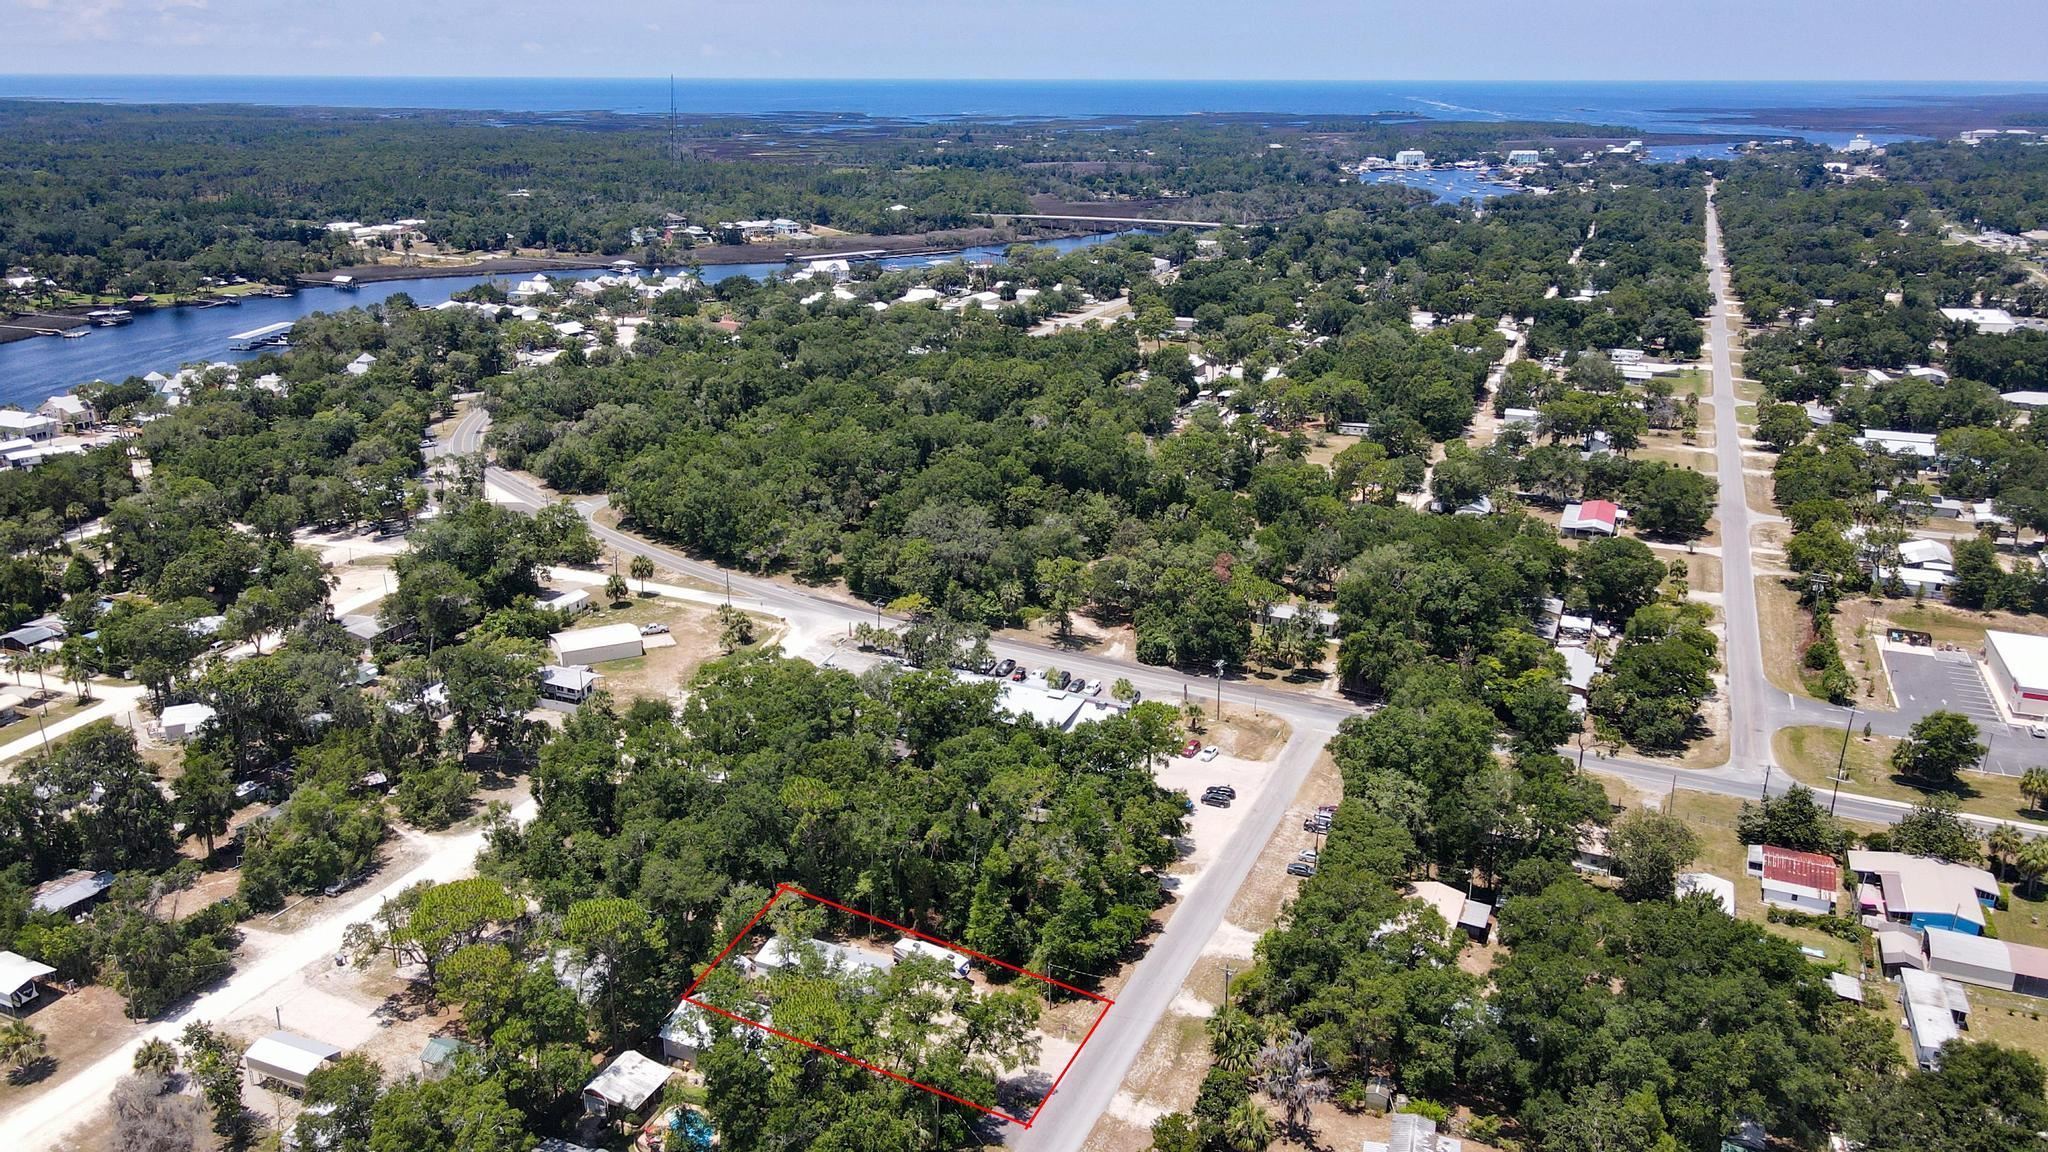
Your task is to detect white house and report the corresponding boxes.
[1900,968,1969,1069]
[538,587,590,616]
[1560,500,1621,538]
[160,702,218,743]
[549,623,644,666]
[1506,149,1541,167]
[244,1031,342,1091]
[1393,150,1427,168]
[36,394,92,429]
[344,353,377,376]
[892,937,972,979]
[0,411,58,443]
[1983,629,2048,719]
[1853,429,1939,460]
[539,665,601,704]
[582,1049,673,1118]
[741,936,893,978]
[0,950,55,1013]
[1675,872,1736,916]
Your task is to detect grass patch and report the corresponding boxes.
[1993,884,2048,951]
[1757,577,1814,697]
[1772,725,2038,821]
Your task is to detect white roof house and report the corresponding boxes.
[244,1031,342,1090]
[1896,538,1954,572]
[1675,872,1736,916]
[160,702,218,743]
[0,950,56,1011]
[582,1049,673,1117]
[1900,968,1969,1068]
[1848,850,1999,934]
[549,623,644,666]
[1983,629,2048,719]
[742,936,893,977]
[2002,390,2048,410]
[344,353,377,376]
[1853,429,1939,459]
[0,411,59,441]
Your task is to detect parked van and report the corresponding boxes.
[892,936,972,979]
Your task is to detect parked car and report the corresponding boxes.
[1009,668,1027,682]
[1286,861,1318,878]
[1297,849,1319,865]
[639,623,670,635]
[1204,785,1236,800]
[1180,739,1203,758]
[234,779,267,803]
[994,658,1016,678]
[1088,680,1105,696]
[1199,745,1220,762]
[1304,813,1331,832]
[2031,721,2047,739]
[1200,792,1232,808]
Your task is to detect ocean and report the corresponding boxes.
[1,77,2039,145]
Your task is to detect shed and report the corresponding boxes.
[419,1035,475,1080]
[0,623,60,651]
[0,950,56,1013]
[160,702,218,743]
[539,587,590,616]
[245,1030,341,1090]
[1924,927,2015,991]
[582,1049,673,1117]
[1824,971,1864,1004]
[550,623,644,666]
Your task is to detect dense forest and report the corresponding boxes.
[1,100,1639,298]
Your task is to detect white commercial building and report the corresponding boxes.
[1853,428,1939,460]
[1939,307,2017,335]
[1393,150,1427,168]
[1983,630,2048,719]
[244,1031,342,1090]
[549,623,644,666]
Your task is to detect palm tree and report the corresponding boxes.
[1222,1098,1275,1152]
[1208,1008,1264,1074]
[1989,825,2025,880]
[0,1019,46,1079]
[2021,767,2048,816]
[133,1037,178,1080]
[629,554,655,586]
[604,572,629,604]
[2017,836,2048,900]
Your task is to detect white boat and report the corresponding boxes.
[86,308,133,326]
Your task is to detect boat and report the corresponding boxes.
[86,308,133,326]
[229,321,295,351]
[61,328,87,339]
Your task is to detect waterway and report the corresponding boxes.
[0,232,1135,411]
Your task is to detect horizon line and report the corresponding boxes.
[5,74,2048,86]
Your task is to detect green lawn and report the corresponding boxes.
[1772,725,2038,822]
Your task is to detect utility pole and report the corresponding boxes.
[1829,705,1858,815]
[1213,658,1225,721]
[1760,760,1773,802]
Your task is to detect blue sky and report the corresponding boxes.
[7,0,2046,81]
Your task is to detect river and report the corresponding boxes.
[0,232,1135,411]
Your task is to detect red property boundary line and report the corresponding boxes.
[679,883,1115,1128]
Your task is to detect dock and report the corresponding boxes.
[229,321,295,351]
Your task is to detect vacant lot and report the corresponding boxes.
[557,595,779,705]
[1773,725,2036,821]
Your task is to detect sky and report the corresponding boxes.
[6,0,2047,82]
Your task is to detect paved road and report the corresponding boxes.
[1704,187,1768,771]
[438,389,2048,1152]
[0,801,538,1151]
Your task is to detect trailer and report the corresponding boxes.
[892,936,972,979]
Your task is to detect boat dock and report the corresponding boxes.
[229,321,295,351]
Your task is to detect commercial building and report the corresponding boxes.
[1939,307,2018,335]
[1983,629,2048,719]
[1746,844,1838,914]
[550,623,644,666]
[244,1030,342,1091]
[1849,850,1999,935]
[1393,150,1428,168]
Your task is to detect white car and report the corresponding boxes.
[1199,746,1220,762]
[2031,722,2047,739]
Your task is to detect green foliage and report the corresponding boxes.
[1608,807,1700,901]
[238,784,388,910]
[1890,710,1987,787]
[1736,784,1849,855]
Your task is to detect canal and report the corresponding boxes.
[0,232,1136,411]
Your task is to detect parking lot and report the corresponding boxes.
[1882,646,2047,776]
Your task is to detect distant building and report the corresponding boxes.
[1939,307,2017,335]
[1560,499,1621,537]
[1393,150,1427,168]
[0,411,58,443]
[1506,149,1541,167]
[1853,428,1939,460]
[160,702,218,743]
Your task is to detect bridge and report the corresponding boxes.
[982,212,1231,229]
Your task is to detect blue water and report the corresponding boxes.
[0,233,1132,410]
[2,77,2036,146]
